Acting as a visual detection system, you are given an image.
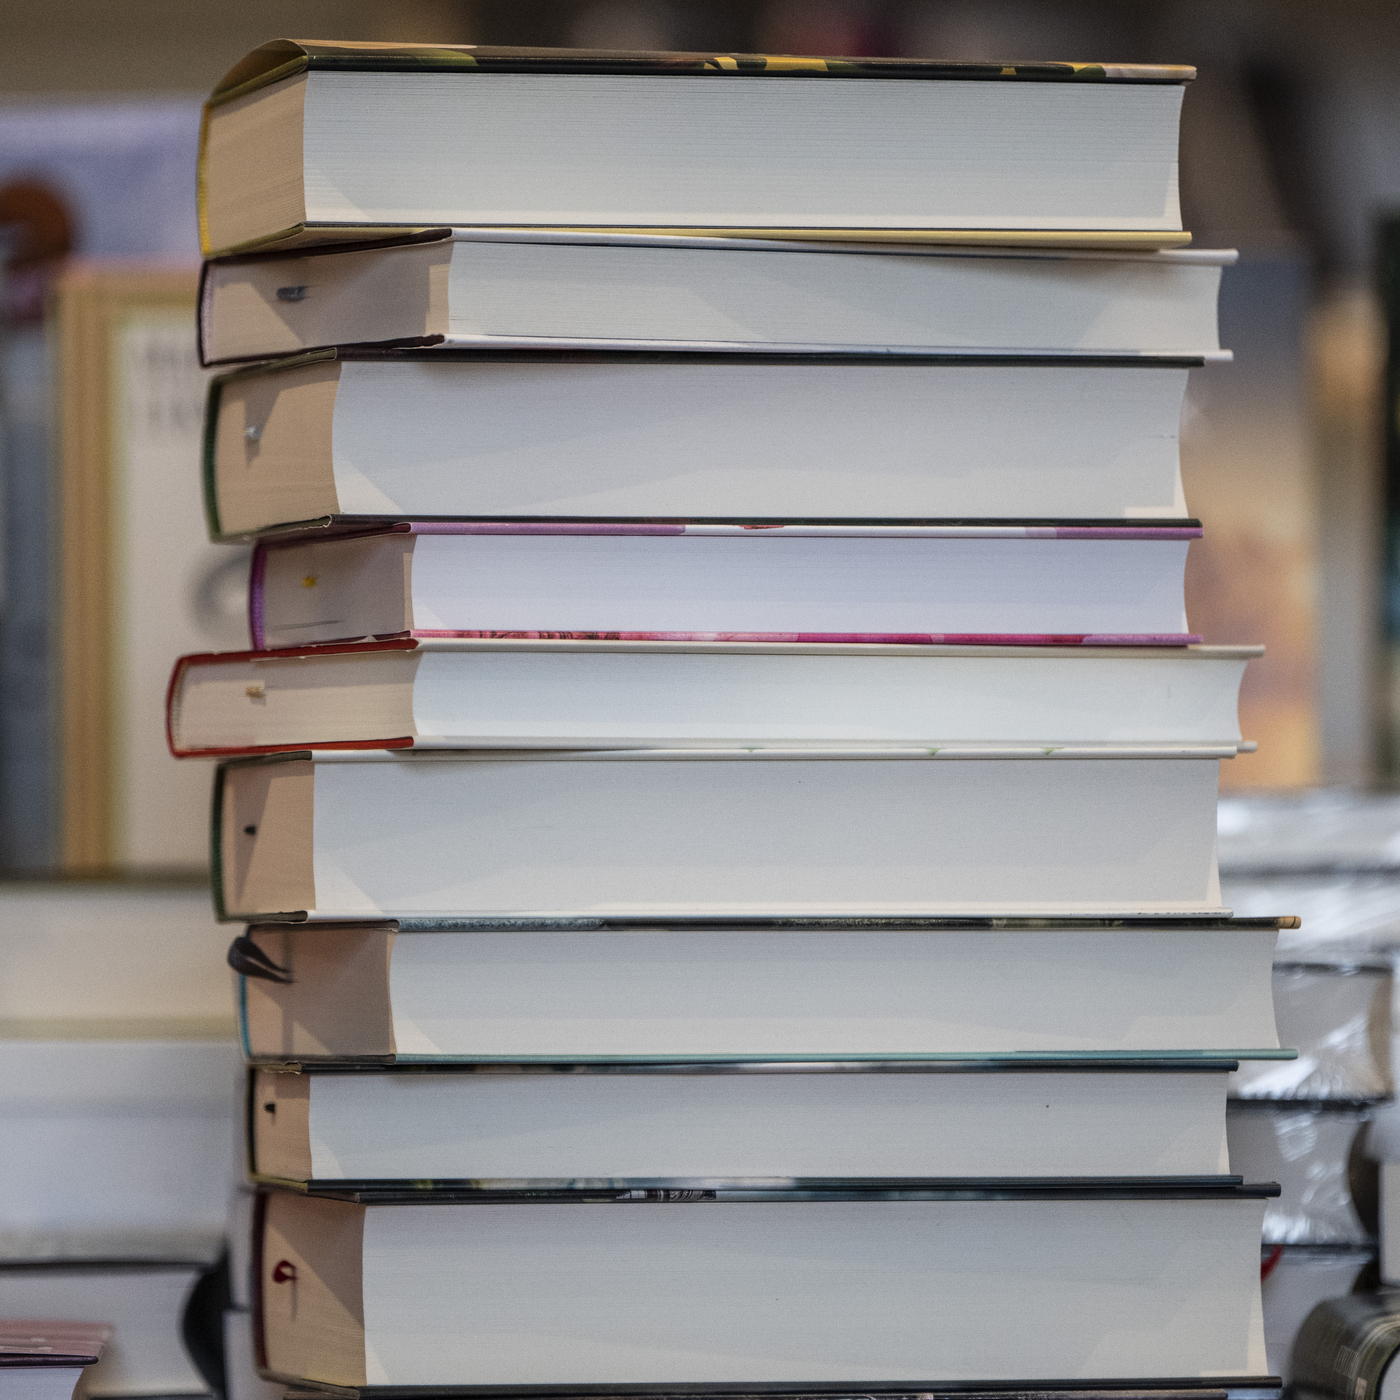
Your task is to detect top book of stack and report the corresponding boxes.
[199,39,1194,257]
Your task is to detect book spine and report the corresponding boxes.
[237,975,252,1059]
[200,375,224,539]
[209,762,229,920]
[166,639,421,757]
[165,654,189,757]
[196,105,212,257]
[196,259,214,367]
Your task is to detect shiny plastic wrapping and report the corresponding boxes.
[1220,791,1400,962]
[1219,792,1400,871]
[1231,964,1392,1102]
[1223,872,1400,960]
[1220,792,1398,1103]
[1229,1104,1375,1244]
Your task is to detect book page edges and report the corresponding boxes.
[243,925,397,1061]
[259,1192,366,1386]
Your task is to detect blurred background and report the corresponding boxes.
[5,5,1400,1396]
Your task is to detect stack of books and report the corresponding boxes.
[176,37,1295,1400]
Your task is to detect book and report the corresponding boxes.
[198,232,1233,365]
[0,1040,239,1264]
[214,751,1227,921]
[206,352,1197,540]
[0,1268,210,1398]
[252,1188,1272,1388]
[51,265,247,874]
[200,42,1195,258]
[246,1062,1238,1187]
[248,524,1200,650]
[167,639,1259,758]
[0,881,237,1041]
[235,919,1290,1063]
[0,1324,107,1400]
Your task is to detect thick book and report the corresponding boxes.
[252,1188,1271,1389]
[214,751,1226,921]
[0,1039,239,1265]
[206,352,1196,540]
[0,880,237,1042]
[168,639,1257,758]
[234,918,1291,1063]
[200,42,1194,257]
[248,524,1200,649]
[247,1061,1239,1188]
[198,232,1232,365]
[0,1324,107,1400]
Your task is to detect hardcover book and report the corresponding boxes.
[251,1188,1272,1389]
[198,232,1231,365]
[214,750,1228,921]
[233,919,1290,1063]
[247,523,1201,649]
[166,639,1257,758]
[200,42,1195,257]
[205,352,1198,539]
[246,1061,1239,1188]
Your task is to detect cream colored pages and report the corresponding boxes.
[0,882,234,1038]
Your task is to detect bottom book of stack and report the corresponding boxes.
[253,1185,1271,1389]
